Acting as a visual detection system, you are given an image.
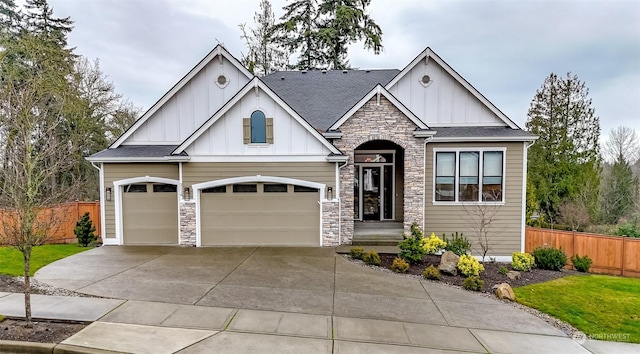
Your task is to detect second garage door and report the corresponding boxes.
[122,183,178,245]
[200,183,320,246]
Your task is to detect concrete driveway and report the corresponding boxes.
[33,246,602,353]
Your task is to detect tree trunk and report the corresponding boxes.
[23,249,32,328]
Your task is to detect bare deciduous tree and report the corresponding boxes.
[463,202,502,263]
[602,126,640,165]
[557,199,590,231]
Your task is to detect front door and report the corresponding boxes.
[362,167,381,220]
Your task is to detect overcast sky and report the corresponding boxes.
[46,0,640,140]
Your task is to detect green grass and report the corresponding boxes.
[514,275,640,343]
[0,244,90,276]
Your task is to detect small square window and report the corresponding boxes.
[233,184,257,193]
[264,184,288,193]
[202,186,227,193]
[152,184,177,193]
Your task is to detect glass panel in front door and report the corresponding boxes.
[362,167,380,220]
[354,165,359,220]
[383,165,393,220]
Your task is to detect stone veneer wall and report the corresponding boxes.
[332,96,425,244]
[321,200,340,246]
[179,201,196,246]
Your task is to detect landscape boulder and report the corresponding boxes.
[438,251,460,276]
[495,283,515,301]
[507,271,521,280]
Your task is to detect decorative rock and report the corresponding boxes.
[438,251,460,276]
[507,271,521,280]
[496,283,515,301]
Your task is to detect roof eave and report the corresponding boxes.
[85,156,191,163]
[429,136,538,143]
[325,155,348,162]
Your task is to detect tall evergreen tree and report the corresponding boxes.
[318,0,382,69]
[0,0,21,34]
[239,0,289,76]
[273,0,325,70]
[526,73,601,224]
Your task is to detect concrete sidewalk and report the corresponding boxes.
[1,246,633,353]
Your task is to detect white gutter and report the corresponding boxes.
[430,136,538,143]
[85,156,191,163]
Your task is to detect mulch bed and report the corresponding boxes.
[378,254,576,292]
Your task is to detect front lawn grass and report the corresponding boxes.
[514,274,640,343]
[0,244,90,276]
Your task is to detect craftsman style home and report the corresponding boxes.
[87,45,536,259]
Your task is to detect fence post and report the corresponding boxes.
[622,237,626,277]
[572,230,576,270]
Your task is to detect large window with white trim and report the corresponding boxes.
[434,149,505,203]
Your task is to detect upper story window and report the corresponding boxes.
[243,110,273,144]
[434,149,505,203]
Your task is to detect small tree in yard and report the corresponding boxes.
[74,212,96,247]
[463,203,502,263]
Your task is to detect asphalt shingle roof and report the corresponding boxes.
[262,69,400,131]
[432,127,535,139]
[89,145,185,159]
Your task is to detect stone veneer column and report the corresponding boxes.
[179,201,196,246]
[332,96,425,243]
[321,200,341,246]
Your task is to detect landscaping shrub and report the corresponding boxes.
[512,252,535,272]
[422,232,447,255]
[442,232,471,256]
[498,266,509,275]
[614,222,640,238]
[398,222,426,264]
[74,212,97,247]
[463,276,484,291]
[422,265,440,280]
[0,314,4,322]
[391,258,409,273]
[350,246,365,260]
[457,254,485,277]
[532,247,567,271]
[571,254,592,273]
[362,250,381,266]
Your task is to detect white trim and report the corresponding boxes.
[173,77,341,155]
[112,45,252,148]
[323,131,343,139]
[99,163,107,243]
[188,155,331,163]
[385,47,520,130]
[113,176,182,245]
[432,147,507,204]
[86,156,191,163]
[413,130,437,138]
[329,84,429,131]
[192,176,326,247]
[474,255,513,263]
[521,141,533,253]
[326,155,349,163]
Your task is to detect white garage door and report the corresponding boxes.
[122,183,178,245]
[200,183,320,246]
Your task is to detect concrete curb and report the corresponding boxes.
[0,340,124,354]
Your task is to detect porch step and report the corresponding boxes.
[351,234,403,247]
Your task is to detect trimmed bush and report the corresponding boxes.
[498,266,509,275]
[398,222,427,264]
[532,247,567,271]
[0,314,4,322]
[422,232,447,255]
[422,265,440,280]
[443,232,471,256]
[363,250,381,266]
[614,222,640,238]
[571,254,592,273]
[512,252,535,272]
[457,254,485,277]
[463,276,484,291]
[74,212,97,247]
[350,246,365,260]
[391,258,410,273]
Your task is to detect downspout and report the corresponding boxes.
[90,162,107,242]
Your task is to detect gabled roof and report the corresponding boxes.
[110,45,253,148]
[386,48,520,130]
[173,77,342,155]
[329,84,430,131]
[86,145,189,162]
[262,69,399,131]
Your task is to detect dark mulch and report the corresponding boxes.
[0,318,86,343]
[379,254,577,292]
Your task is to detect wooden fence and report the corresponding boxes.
[0,201,101,245]
[525,227,640,278]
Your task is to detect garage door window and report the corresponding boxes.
[233,184,257,193]
[294,185,318,193]
[202,186,227,193]
[124,184,147,193]
[264,184,288,193]
[153,184,177,193]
